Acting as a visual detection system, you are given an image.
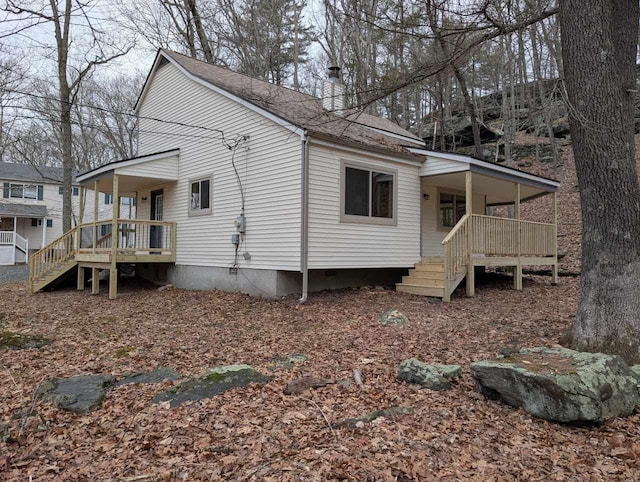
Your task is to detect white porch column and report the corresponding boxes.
[12,216,17,265]
[465,170,474,297]
[41,217,47,249]
[109,174,119,300]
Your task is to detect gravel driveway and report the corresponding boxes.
[0,265,29,283]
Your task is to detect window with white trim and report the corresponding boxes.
[104,193,113,205]
[4,183,42,200]
[189,177,212,215]
[342,164,395,223]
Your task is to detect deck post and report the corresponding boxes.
[109,175,119,300]
[514,183,522,290]
[77,266,85,290]
[91,268,99,294]
[93,181,99,254]
[552,191,558,285]
[465,170,474,297]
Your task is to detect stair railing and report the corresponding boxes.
[441,214,470,301]
[29,226,78,290]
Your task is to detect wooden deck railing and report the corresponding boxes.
[77,219,176,255]
[29,226,78,283]
[471,215,555,257]
[30,219,177,287]
[442,214,470,298]
[442,214,556,299]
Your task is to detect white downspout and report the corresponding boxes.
[299,130,309,303]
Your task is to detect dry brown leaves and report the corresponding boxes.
[1,274,638,481]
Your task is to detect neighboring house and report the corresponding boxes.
[30,49,559,301]
[0,162,134,265]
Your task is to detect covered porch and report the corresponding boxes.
[29,150,179,299]
[0,203,49,265]
[399,150,559,301]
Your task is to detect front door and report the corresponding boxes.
[150,189,163,249]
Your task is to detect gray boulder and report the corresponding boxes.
[37,374,115,414]
[471,347,640,423]
[631,365,640,381]
[153,364,271,408]
[376,309,408,327]
[397,358,462,391]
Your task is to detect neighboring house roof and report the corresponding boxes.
[0,162,77,184]
[137,50,424,160]
[0,202,47,218]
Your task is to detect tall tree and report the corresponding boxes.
[2,0,132,232]
[560,0,640,362]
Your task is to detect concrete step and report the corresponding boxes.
[396,283,444,297]
[402,276,445,288]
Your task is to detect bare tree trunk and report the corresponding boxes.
[561,0,640,363]
[186,0,214,63]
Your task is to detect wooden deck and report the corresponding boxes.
[29,219,176,296]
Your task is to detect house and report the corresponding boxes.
[0,162,134,265]
[28,49,559,301]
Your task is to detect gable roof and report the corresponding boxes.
[136,50,424,160]
[0,162,76,184]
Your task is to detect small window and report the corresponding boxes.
[104,193,113,205]
[58,186,64,195]
[73,187,79,196]
[189,177,212,215]
[439,192,466,229]
[342,164,396,224]
[46,219,53,228]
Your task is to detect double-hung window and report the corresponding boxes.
[341,162,396,224]
[189,177,212,215]
[3,183,42,200]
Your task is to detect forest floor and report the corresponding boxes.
[1,274,639,481]
[3,140,640,480]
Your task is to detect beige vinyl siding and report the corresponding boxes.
[420,180,486,257]
[137,61,301,271]
[419,156,467,176]
[307,142,421,269]
[116,154,179,180]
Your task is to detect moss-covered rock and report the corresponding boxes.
[152,364,271,408]
[0,330,51,350]
[397,358,461,391]
[37,374,115,414]
[471,347,640,423]
[376,309,408,327]
[269,354,308,370]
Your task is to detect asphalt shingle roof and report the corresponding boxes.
[0,162,76,184]
[159,50,424,159]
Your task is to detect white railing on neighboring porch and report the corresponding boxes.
[0,231,29,265]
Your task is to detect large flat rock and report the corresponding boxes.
[153,364,271,408]
[471,347,640,423]
[37,375,115,414]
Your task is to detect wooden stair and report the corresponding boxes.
[396,257,447,298]
[30,258,78,293]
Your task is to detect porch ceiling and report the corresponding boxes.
[422,172,551,205]
[91,175,176,195]
[76,149,179,194]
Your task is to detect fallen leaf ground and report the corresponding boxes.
[2,274,639,481]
